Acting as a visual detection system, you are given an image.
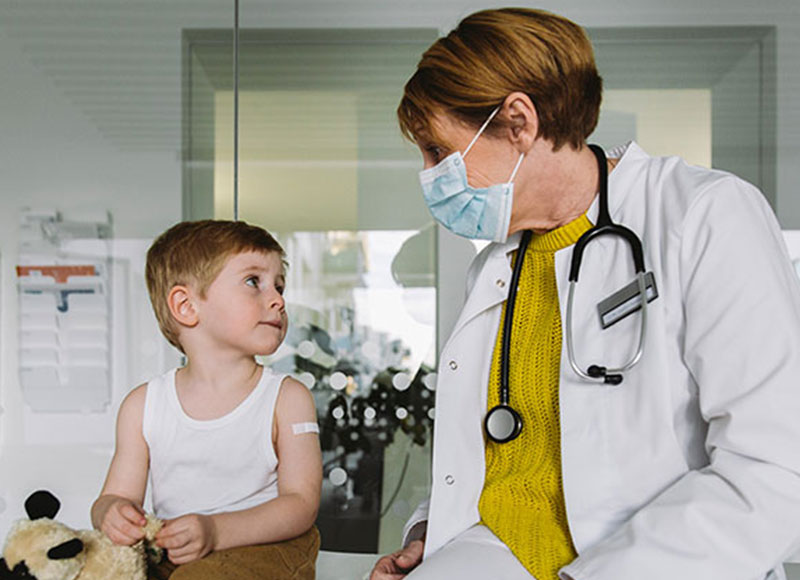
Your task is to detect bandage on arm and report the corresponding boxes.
[291,422,319,435]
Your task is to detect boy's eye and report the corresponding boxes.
[245,276,259,288]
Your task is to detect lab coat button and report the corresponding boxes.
[448,360,458,370]
[445,475,455,485]
[496,279,506,288]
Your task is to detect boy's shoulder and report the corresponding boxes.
[120,366,175,416]
[277,375,313,400]
[122,367,175,405]
[275,375,316,418]
[114,382,150,440]
[119,382,148,414]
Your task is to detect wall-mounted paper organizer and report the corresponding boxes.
[16,209,113,413]
[17,264,111,412]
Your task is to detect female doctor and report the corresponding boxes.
[370,7,800,580]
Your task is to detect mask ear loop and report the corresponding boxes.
[507,152,525,183]
[462,106,526,185]
[463,106,501,158]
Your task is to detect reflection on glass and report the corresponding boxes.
[784,232,800,282]
[184,29,437,231]
[261,230,435,553]
[185,27,440,554]
[588,26,776,205]
[597,89,712,167]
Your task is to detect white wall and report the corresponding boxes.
[0,22,182,531]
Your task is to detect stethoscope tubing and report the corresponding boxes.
[565,271,648,383]
[564,145,648,384]
[487,144,650,442]
[499,229,533,405]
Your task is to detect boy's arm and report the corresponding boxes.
[91,384,150,542]
[157,377,321,562]
[213,377,321,548]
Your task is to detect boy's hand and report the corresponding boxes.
[99,497,147,546]
[156,513,217,565]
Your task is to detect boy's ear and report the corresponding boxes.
[167,285,199,328]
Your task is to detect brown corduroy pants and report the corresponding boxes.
[148,526,320,580]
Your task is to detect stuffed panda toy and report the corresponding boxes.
[0,490,162,580]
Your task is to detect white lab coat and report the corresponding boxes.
[403,142,800,580]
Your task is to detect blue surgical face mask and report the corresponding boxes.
[419,107,525,244]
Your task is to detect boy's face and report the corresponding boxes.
[195,250,288,356]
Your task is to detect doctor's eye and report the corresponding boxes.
[425,145,444,163]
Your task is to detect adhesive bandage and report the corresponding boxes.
[292,422,320,435]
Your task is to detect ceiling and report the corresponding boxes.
[0,1,772,154]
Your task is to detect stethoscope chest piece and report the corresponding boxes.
[485,404,522,443]
[484,229,533,445]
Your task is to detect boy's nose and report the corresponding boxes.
[269,291,285,310]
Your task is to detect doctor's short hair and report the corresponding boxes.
[145,219,285,352]
[398,7,602,151]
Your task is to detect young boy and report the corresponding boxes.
[91,220,322,580]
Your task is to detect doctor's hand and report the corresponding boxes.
[370,539,425,579]
[156,513,217,565]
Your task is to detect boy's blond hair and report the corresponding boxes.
[145,220,285,352]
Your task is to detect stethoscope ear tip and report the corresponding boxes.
[587,365,624,385]
[587,365,606,378]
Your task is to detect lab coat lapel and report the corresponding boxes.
[445,234,520,347]
[443,141,640,349]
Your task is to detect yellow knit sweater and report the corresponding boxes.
[479,215,592,579]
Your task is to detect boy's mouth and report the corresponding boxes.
[263,320,283,330]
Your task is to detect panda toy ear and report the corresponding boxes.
[0,558,31,579]
[47,538,84,560]
[0,558,12,579]
[24,490,60,521]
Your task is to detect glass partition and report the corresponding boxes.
[589,26,776,206]
[266,230,435,553]
[184,27,438,553]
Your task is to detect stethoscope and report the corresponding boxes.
[484,144,649,444]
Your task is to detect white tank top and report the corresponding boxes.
[142,366,284,520]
